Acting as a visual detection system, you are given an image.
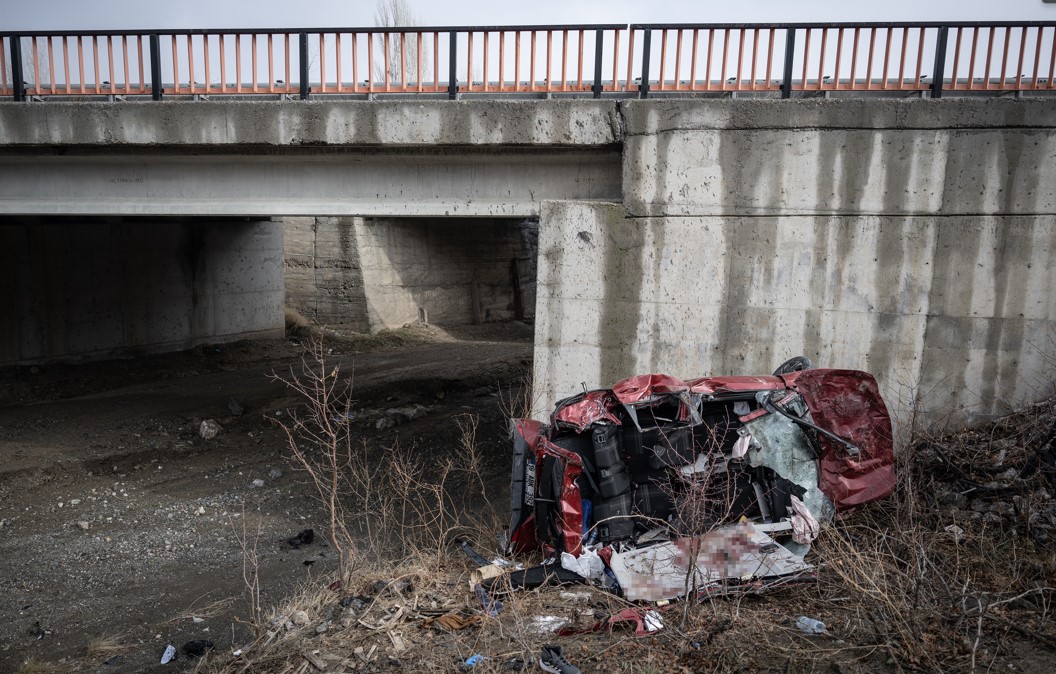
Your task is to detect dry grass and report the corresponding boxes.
[210,344,1056,673]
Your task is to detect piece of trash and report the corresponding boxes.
[503,656,531,671]
[424,612,482,631]
[228,398,245,417]
[191,616,205,624]
[558,607,666,637]
[232,649,243,657]
[103,655,123,666]
[483,563,585,593]
[530,615,568,634]
[539,645,581,674]
[469,563,513,588]
[288,529,315,548]
[198,419,221,440]
[474,583,503,617]
[182,640,214,658]
[945,524,965,543]
[607,522,813,602]
[795,616,827,634]
[160,644,177,664]
[464,653,485,668]
[459,540,491,567]
[560,549,605,580]
[29,622,45,639]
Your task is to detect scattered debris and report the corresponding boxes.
[945,523,966,543]
[198,419,221,440]
[539,644,581,674]
[795,615,827,635]
[160,644,177,664]
[464,653,485,668]
[76,520,90,531]
[473,583,503,617]
[288,529,315,549]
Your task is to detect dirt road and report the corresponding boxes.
[0,327,531,673]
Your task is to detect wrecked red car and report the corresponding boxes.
[508,360,896,569]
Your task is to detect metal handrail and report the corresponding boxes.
[2,21,1054,101]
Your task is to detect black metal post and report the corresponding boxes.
[931,26,949,98]
[448,30,458,99]
[639,29,651,99]
[10,35,25,101]
[592,28,604,98]
[149,34,162,100]
[299,32,309,99]
[781,28,796,99]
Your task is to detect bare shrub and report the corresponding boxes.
[270,336,503,578]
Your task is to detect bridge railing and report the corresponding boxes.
[2,22,1054,101]
[631,22,1056,98]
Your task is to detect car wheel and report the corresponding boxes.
[773,356,815,376]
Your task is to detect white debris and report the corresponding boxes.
[199,419,221,440]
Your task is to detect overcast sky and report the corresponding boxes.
[5,0,1056,31]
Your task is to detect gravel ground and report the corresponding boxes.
[0,326,531,673]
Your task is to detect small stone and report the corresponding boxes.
[944,524,965,543]
[314,623,328,634]
[227,399,245,417]
[77,521,90,531]
[268,468,283,479]
[199,419,221,440]
[192,617,205,624]
[291,610,309,626]
[69,499,81,506]
[250,479,265,488]
[194,506,206,516]
[375,416,396,430]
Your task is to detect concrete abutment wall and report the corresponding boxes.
[284,216,538,331]
[533,99,1056,428]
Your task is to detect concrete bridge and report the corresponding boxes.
[2,96,1055,430]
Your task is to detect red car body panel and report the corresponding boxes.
[787,369,897,508]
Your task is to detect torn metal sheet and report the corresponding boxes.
[607,522,814,602]
[744,403,836,526]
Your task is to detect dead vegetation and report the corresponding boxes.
[194,348,1056,673]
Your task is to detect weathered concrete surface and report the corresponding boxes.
[284,216,537,331]
[622,99,1056,217]
[532,204,1056,427]
[0,100,622,147]
[0,217,284,364]
[0,149,621,217]
[535,98,1056,428]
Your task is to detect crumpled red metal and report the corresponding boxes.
[551,390,621,432]
[611,374,688,404]
[786,369,896,508]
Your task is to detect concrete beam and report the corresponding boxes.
[0,149,622,217]
[0,100,622,148]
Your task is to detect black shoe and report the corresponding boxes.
[539,645,581,674]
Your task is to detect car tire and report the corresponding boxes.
[773,356,815,376]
